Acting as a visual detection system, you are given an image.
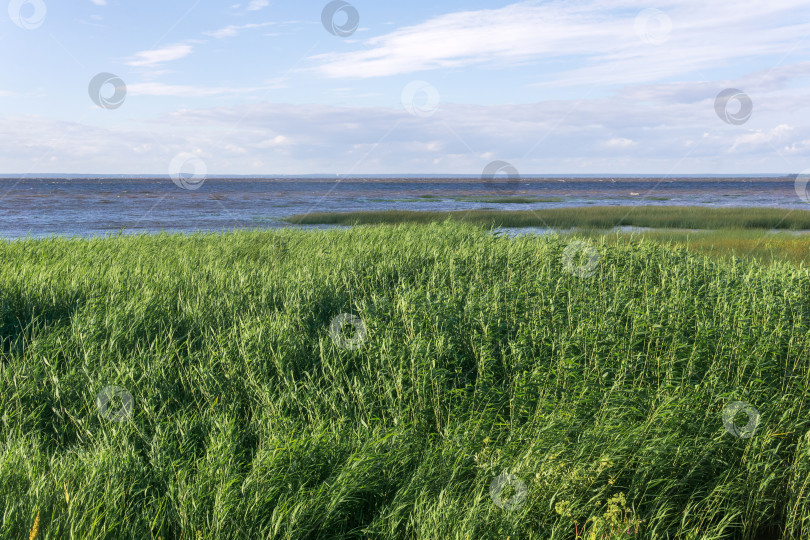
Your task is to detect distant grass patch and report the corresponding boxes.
[587,229,810,266]
[286,206,810,230]
[367,196,563,204]
[368,195,447,203]
[367,199,420,202]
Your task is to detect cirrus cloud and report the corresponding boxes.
[127,43,195,67]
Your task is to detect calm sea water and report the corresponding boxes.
[0,176,803,239]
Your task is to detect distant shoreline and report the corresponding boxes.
[0,175,798,182]
[4,178,808,238]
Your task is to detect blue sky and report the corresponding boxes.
[2,0,810,175]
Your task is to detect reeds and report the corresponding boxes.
[0,223,807,538]
[286,205,810,230]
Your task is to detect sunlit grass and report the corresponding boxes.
[570,229,810,266]
[0,223,808,538]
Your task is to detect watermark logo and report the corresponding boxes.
[8,0,46,29]
[88,73,127,110]
[562,240,600,278]
[482,160,519,181]
[96,385,134,423]
[401,81,440,118]
[169,153,208,190]
[722,401,759,439]
[490,472,527,511]
[329,313,367,350]
[793,168,810,204]
[634,8,672,45]
[715,88,752,125]
[321,1,359,37]
[481,160,521,196]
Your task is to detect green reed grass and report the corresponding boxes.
[0,223,808,539]
[285,206,810,230]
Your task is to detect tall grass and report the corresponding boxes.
[285,206,810,230]
[0,223,808,539]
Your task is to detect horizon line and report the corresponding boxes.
[0,173,798,179]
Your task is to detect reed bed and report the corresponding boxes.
[0,223,808,539]
[285,206,810,230]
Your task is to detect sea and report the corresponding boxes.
[0,175,805,239]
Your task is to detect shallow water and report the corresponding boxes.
[0,176,803,239]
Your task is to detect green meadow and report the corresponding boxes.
[1,223,808,539]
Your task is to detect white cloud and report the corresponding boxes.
[247,0,269,11]
[127,82,265,97]
[4,39,810,176]
[90,0,106,5]
[205,22,274,39]
[731,124,793,151]
[784,139,810,154]
[310,0,810,87]
[256,135,288,148]
[604,138,636,148]
[127,43,194,67]
[5,75,805,175]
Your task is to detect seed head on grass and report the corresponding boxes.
[28,510,39,540]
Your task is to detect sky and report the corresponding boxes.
[1,0,810,175]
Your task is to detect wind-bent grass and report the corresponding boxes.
[1,223,809,539]
[285,205,810,230]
